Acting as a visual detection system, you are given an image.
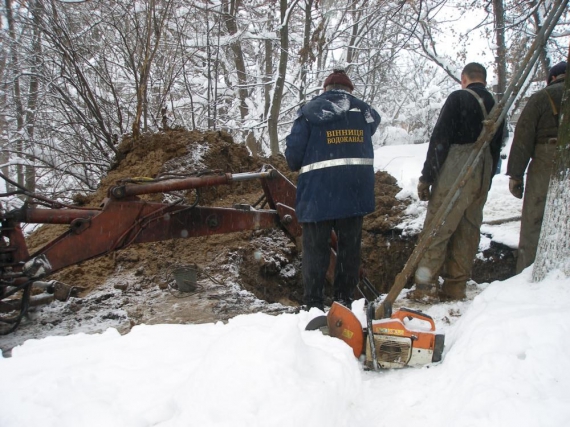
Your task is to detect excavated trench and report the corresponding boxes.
[9,129,516,344]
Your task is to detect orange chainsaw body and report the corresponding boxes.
[366,307,444,368]
[325,303,444,369]
[327,302,365,358]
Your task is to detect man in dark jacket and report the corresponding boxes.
[411,62,505,302]
[285,70,381,310]
[507,61,566,274]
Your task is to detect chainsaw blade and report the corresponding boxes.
[305,315,329,334]
[327,302,364,358]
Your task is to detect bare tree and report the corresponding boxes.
[4,0,25,189]
[2,0,43,195]
[116,0,174,138]
[492,0,507,101]
[267,0,301,155]
[0,11,10,190]
[0,0,565,202]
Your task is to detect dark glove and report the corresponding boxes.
[509,178,524,199]
[417,180,431,202]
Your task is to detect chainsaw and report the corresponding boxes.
[306,302,444,370]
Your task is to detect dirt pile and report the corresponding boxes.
[26,131,287,291]
[26,130,414,301]
[22,129,515,332]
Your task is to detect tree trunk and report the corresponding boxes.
[492,0,507,101]
[264,35,272,120]
[132,0,172,138]
[132,0,156,138]
[532,45,570,281]
[268,0,299,155]
[299,0,313,103]
[4,0,24,190]
[205,8,215,130]
[223,0,248,122]
[0,15,10,192]
[346,0,361,66]
[223,0,249,120]
[222,0,259,154]
[24,0,42,194]
[531,4,552,78]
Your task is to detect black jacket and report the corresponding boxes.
[420,83,505,183]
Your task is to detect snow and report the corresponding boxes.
[375,141,523,247]
[2,142,567,427]
[374,143,429,193]
[375,125,412,146]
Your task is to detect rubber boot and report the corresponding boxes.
[440,279,466,301]
[407,283,439,303]
[333,291,354,310]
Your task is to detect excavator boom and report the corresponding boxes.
[0,165,299,334]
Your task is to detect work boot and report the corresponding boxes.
[333,295,354,309]
[333,290,354,310]
[406,283,439,303]
[439,279,466,301]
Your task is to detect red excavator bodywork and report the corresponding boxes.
[0,165,301,333]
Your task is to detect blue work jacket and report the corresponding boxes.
[285,90,381,223]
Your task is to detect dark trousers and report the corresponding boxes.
[301,216,363,309]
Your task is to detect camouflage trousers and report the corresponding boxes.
[415,143,493,286]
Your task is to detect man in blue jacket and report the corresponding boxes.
[285,70,381,311]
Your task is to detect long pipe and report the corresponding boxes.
[109,171,275,199]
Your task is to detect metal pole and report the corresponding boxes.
[109,171,275,199]
[231,171,275,182]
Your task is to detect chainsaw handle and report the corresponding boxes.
[392,307,436,331]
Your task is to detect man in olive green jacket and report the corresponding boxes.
[507,61,566,274]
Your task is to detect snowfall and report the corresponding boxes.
[2,137,570,427]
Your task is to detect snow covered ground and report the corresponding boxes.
[2,142,570,427]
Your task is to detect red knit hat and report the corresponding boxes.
[323,69,354,91]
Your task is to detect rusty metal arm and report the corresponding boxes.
[108,170,275,199]
[24,202,283,277]
[2,166,300,281]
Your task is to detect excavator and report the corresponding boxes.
[0,164,444,369]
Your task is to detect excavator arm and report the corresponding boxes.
[0,165,300,333]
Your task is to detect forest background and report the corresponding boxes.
[0,0,569,204]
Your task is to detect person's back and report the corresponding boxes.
[420,83,501,184]
[285,79,380,223]
[507,61,566,273]
[285,70,381,310]
[412,62,504,303]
